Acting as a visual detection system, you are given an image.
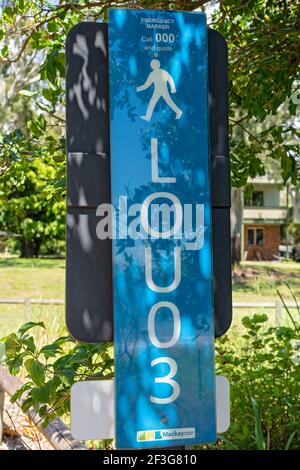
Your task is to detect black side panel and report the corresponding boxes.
[65,23,232,342]
[66,207,112,342]
[66,22,110,154]
[208,28,232,337]
[67,152,110,208]
[65,22,113,342]
[211,208,232,337]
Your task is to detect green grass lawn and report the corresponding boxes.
[231,261,300,328]
[233,261,300,303]
[0,257,65,298]
[0,257,66,339]
[0,256,300,339]
[2,257,299,302]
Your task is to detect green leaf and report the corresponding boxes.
[47,21,57,33]
[21,397,33,413]
[31,383,51,404]
[285,430,298,450]
[9,354,26,375]
[22,336,36,353]
[1,44,9,58]
[3,6,13,17]
[58,369,75,386]
[18,322,45,338]
[250,397,266,450]
[38,404,48,417]
[42,88,53,103]
[30,360,45,387]
[54,179,65,189]
[5,334,21,358]
[37,114,46,131]
[24,357,34,374]
[11,382,32,403]
[19,90,38,97]
[0,342,5,363]
[40,343,62,359]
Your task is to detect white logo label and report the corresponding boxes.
[137,427,195,442]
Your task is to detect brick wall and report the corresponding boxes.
[244,224,281,261]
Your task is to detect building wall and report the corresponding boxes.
[244,224,281,260]
[252,183,281,207]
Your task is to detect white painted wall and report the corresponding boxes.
[253,183,281,207]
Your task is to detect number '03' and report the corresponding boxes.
[145,138,181,405]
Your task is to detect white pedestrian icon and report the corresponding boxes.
[137,59,182,121]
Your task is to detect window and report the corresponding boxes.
[244,191,264,207]
[247,228,264,247]
[256,229,264,246]
[247,229,255,246]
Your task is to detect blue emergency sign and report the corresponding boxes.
[108,8,216,449]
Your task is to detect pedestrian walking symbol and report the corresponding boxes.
[137,59,182,121]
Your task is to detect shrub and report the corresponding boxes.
[1,309,300,450]
[1,322,113,428]
[216,312,300,450]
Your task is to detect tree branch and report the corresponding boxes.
[229,118,262,146]
[1,0,211,64]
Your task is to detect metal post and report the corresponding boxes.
[24,298,31,322]
[275,298,282,325]
[286,184,289,260]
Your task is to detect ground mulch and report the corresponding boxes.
[0,395,53,450]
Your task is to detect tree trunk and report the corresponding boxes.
[20,239,41,258]
[231,188,243,264]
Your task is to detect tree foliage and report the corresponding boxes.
[215,0,300,186]
[2,307,300,449]
[216,310,300,450]
[2,321,113,429]
[0,0,299,250]
[0,147,65,256]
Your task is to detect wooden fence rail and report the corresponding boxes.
[0,298,298,308]
[0,298,64,321]
[0,297,298,323]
